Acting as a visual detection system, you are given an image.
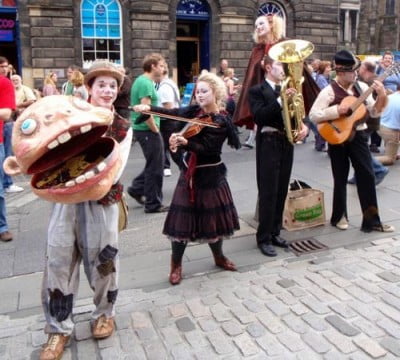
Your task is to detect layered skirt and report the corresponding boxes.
[163,163,240,242]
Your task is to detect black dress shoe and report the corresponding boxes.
[144,205,170,213]
[271,235,289,248]
[127,187,145,205]
[258,243,277,257]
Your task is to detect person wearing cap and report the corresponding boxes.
[39,61,132,360]
[310,50,395,233]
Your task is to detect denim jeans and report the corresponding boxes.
[0,143,9,233]
[3,122,13,189]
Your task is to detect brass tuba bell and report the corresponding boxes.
[268,39,314,144]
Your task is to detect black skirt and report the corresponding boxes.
[163,163,240,241]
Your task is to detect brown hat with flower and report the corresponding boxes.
[84,61,124,87]
[333,50,361,72]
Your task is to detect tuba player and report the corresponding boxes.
[248,54,308,256]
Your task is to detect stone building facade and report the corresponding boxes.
[1,0,377,90]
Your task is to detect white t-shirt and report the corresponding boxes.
[157,78,180,108]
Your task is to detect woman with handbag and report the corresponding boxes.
[133,72,240,285]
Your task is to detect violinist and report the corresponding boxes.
[133,72,241,285]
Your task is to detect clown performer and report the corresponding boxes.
[134,72,240,285]
[4,61,132,360]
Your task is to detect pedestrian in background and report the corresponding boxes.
[42,71,60,96]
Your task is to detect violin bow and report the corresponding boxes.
[130,109,220,128]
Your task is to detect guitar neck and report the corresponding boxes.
[350,69,392,111]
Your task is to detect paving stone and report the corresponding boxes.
[353,335,387,358]
[300,296,330,315]
[379,283,400,298]
[351,318,386,338]
[318,270,337,278]
[230,306,256,324]
[206,330,235,355]
[263,282,285,294]
[348,300,381,322]
[143,340,168,359]
[234,288,253,300]
[136,326,158,341]
[115,313,131,330]
[97,332,118,348]
[302,330,332,354]
[325,315,361,337]
[186,299,209,318]
[308,285,336,302]
[381,293,400,311]
[282,314,308,334]
[277,278,296,288]
[100,346,122,359]
[290,303,309,316]
[359,272,383,283]
[76,339,97,359]
[169,303,189,318]
[233,333,259,356]
[323,329,358,354]
[376,317,400,339]
[376,302,400,323]
[345,286,376,304]
[192,347,218,360]
[31,330,47,347]
[175,317,196,332]
[288,286,307,297]
[277,292,298,306]
[242,299,265,313]
[257,312,284,334]
[380,336,400,357]
[296,348,322,360]
[131,312,152,329]
[371,238,395,246]
[305,272,327,287]
[369,258,395,271]
[74,321,91,341]
[322,284,353,301]
[197,317,219,332]
[218,293,241,308]
[256,335,286,356]
[201,295,219,306]
[354,279,382,294]
[277,331,305,352]
[310,256,335,265]
[323,350,345,360]
[149,308,170,328]
[265,298,290,316]
[376,271,400,283]
[160,326,184,346]
[250,285,271,301]
[170,343,193,360]
[246,322,266,338]
[184,330,209,349]
[118,329,139,353]
[331,268,355,281]
[328,302,358,319]
[302,313,329,331]
[221,320,243,337]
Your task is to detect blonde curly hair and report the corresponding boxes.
[197,72,227,108]
[253,14,283,44]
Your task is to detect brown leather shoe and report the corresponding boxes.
[169,259,182,285]
[92,315,115,339]
[40,333,70,360]
[214,255,237,271]
[0,231,12,242]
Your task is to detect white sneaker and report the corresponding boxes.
[5,184,24,193]
[335,216,348,230]
[163,169,172,177]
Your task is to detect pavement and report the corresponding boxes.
[1,134,400,359]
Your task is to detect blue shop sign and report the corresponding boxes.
[177,0,210,20]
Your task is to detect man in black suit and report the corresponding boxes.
[248,54,308,256]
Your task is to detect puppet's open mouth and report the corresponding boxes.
[30,125,116,190]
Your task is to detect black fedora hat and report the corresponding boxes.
[333,50,361,72]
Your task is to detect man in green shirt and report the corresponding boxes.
[128,53,169,213]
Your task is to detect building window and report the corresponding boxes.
[80,0,122,69]
[340,8,359,43]
[386,0,395,15]
[258,2,286,36]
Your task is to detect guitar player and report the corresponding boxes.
[309,50,395,233]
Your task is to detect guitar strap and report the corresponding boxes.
[353,81,368,105]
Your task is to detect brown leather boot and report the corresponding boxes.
[213,255,237,271]
[92,315,115,339]
[40,333,70,360]
[169,258,182,285]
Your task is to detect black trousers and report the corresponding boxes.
[328,130,381,230]
[131,130,164,211]
[256,131,293,244]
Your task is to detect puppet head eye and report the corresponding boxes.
[21,118,38,135]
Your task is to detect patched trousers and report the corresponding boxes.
[41,201,119,335]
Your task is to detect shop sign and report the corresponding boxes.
[0,15,15,41]
[176,0,209,19]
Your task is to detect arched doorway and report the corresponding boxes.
[176,0,211,88]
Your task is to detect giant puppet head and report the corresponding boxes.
[3,95,121,203]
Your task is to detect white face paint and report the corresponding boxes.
[195,81,215,108]
[255,16,270,38]
[89,76,118,109]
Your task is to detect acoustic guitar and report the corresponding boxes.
[317,63,400,145]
